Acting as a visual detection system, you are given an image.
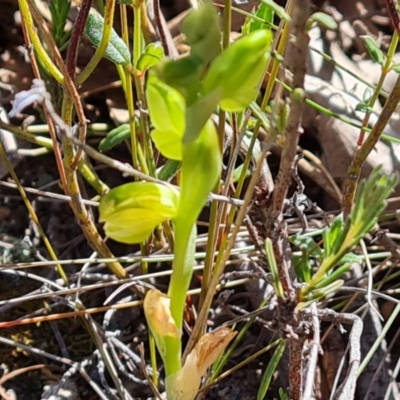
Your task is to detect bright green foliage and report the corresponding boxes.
[137,43,164,72]
[99,182,179,244]
[204,29,272,111]
[85,10,131,65]
[148,9,272,143]
[300,167,398,302]
[146,75,186,160]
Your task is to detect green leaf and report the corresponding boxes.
[50,0,71,46]
[306,12,338,31]
[313,264,350,289]
[137,43,164,72]
[85,10,131,65]
[355,102,374,113]
[361,35,385,65]
[99,182,180,243]
[99,124,131,151]
[257,340,286,400]
[340,252,362,265]
[259,0,290,22]
[181,3,221,66]
[351,167,398,237]
[265,238,285,298]
[305,280,344,304]
[391,62,400,73]
[157,159,180,181]
[323,214,344,256]
[231,164,251,183]
[146,75,186,160]
[204,29,272,112]
[293,253,312,283]
[278,388,288,400]
[362,87,374,103]
[242,2,274,35]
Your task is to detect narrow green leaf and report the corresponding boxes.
[362,87,374,103]
[294,253,312,283]
[157,159,180,181]
[323,214,344,257]
[50,0,71,45]
[99,124,130,151]
[309,280,344,301]
[257,340,286,400]
[290,234,322,258]
[306,12,338,31]
[313,264,350,289]
[265,238,284,298]
[361,35,385,65]
[259,0,290,22]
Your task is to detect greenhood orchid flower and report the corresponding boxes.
[99,182,180,244]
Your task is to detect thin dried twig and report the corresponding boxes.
[271,2,309,220]
[303,303,321,399]
[319,309,363,400]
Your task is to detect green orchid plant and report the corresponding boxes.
[97,4,272,399]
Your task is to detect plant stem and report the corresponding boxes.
[65,0,92,78]
[77,0,117,86]
[18,0,63,83]
[357,32,399,145]
[184,149,267,359]
[0,141,69,285]
[342,70,400,217]
[61,95,129,280]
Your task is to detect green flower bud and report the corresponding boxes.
[99,182,180,243]
[181,3,221,66]
[204,30,272,112]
